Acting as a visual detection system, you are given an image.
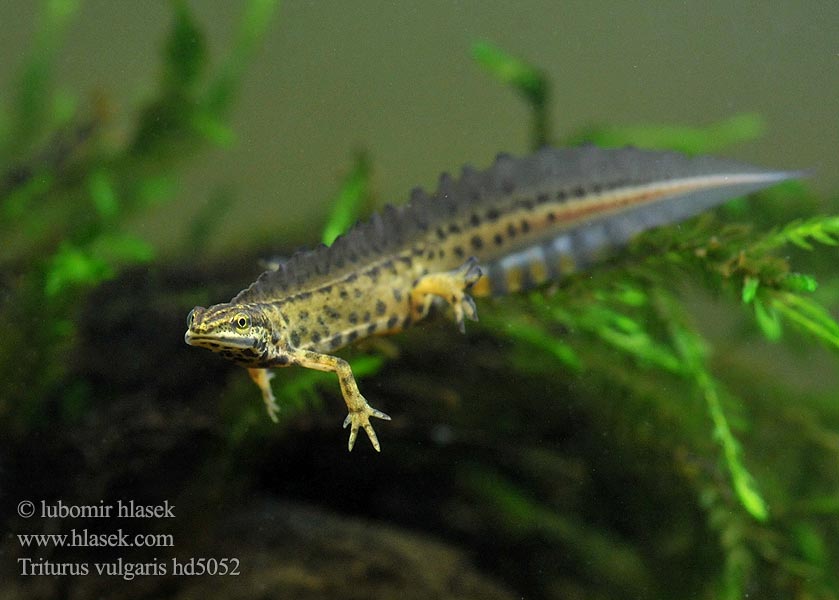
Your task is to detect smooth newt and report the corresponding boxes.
[185,145,795,451]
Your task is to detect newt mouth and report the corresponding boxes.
[184,331,257,349]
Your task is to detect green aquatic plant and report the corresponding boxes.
[0,0,279,425]
[464,40,839,599]
[472,40,551,149]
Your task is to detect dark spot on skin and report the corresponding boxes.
[346,273,358,283]
[375,300,386,316]
[398,256,413,267]
[520,220,531,234]
[319,285,332,295]
[426,250,435,260]
[520,198,534,210]
[325,306,341,320]
[273,356,289,366]
[436,227,447,240]
[448,223,461,234]
[438,249,445,259]
[311,332,322,344]
[507,223,517,238]
[366,267,380,282]
[471,235,483,250]
[334,257,345,269]
[298,326,308,336]
[393,289,403,302]
[573,186,586,198]
[412,246,425,256]
[454,246,465,258]
[387,315,399,329]
[339,289,349,300]
[557,190,567,202]
[329,335,343,349]
[290,331,301,346]
[347,331,358,343]
[402,316,412,329]
[493,233,504,246]
[317,315,326,327]
[354,288,363,298]
[348,312,358,324]
[591,183,602,194]
[299,310,309,320]
[486,208,499,221]
[367,323,377,335]
[383,259,396,274]
[271,331,280,344]
[537,193,548,204]
[362,311,371,323]
[470,213,481,226]
[547,212,557,223]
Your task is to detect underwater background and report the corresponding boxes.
[2,1,839,598]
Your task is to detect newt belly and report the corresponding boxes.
[185,145,796,451]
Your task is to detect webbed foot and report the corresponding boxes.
[411,257,483,332]
[343,400,391,452]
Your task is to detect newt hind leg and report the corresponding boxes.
[411,257,482,332]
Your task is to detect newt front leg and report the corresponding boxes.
[292,349,391,451]
[247,368,280,422]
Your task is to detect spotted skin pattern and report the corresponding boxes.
[185,146,796,451]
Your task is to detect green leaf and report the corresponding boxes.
[471,40,547,104]
[698,366,768,522]
[204,0,280,117]
[741,277,759,304]
[566,113,766,154]
[780,273,818,294]
[665,299,768,521]
[164,0,206,95]
[191,110,236,147]
[771,292,839,350]
[93,233,155,264]
[88,168,119,219]
[44,242,113,297]
[321,152,370,246]
[10,0,80,151]
[753,297,782,341]
[752,215,839,254]
[471,40,549,147]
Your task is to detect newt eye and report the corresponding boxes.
[186,308,196,329]
[234,312,251,332]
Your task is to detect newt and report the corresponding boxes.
[185,145,796,451]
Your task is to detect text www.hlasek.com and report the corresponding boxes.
[18,529,174,549]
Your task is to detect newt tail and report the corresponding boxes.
[185,145,798,451]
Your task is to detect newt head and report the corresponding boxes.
[184,303,276,366]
